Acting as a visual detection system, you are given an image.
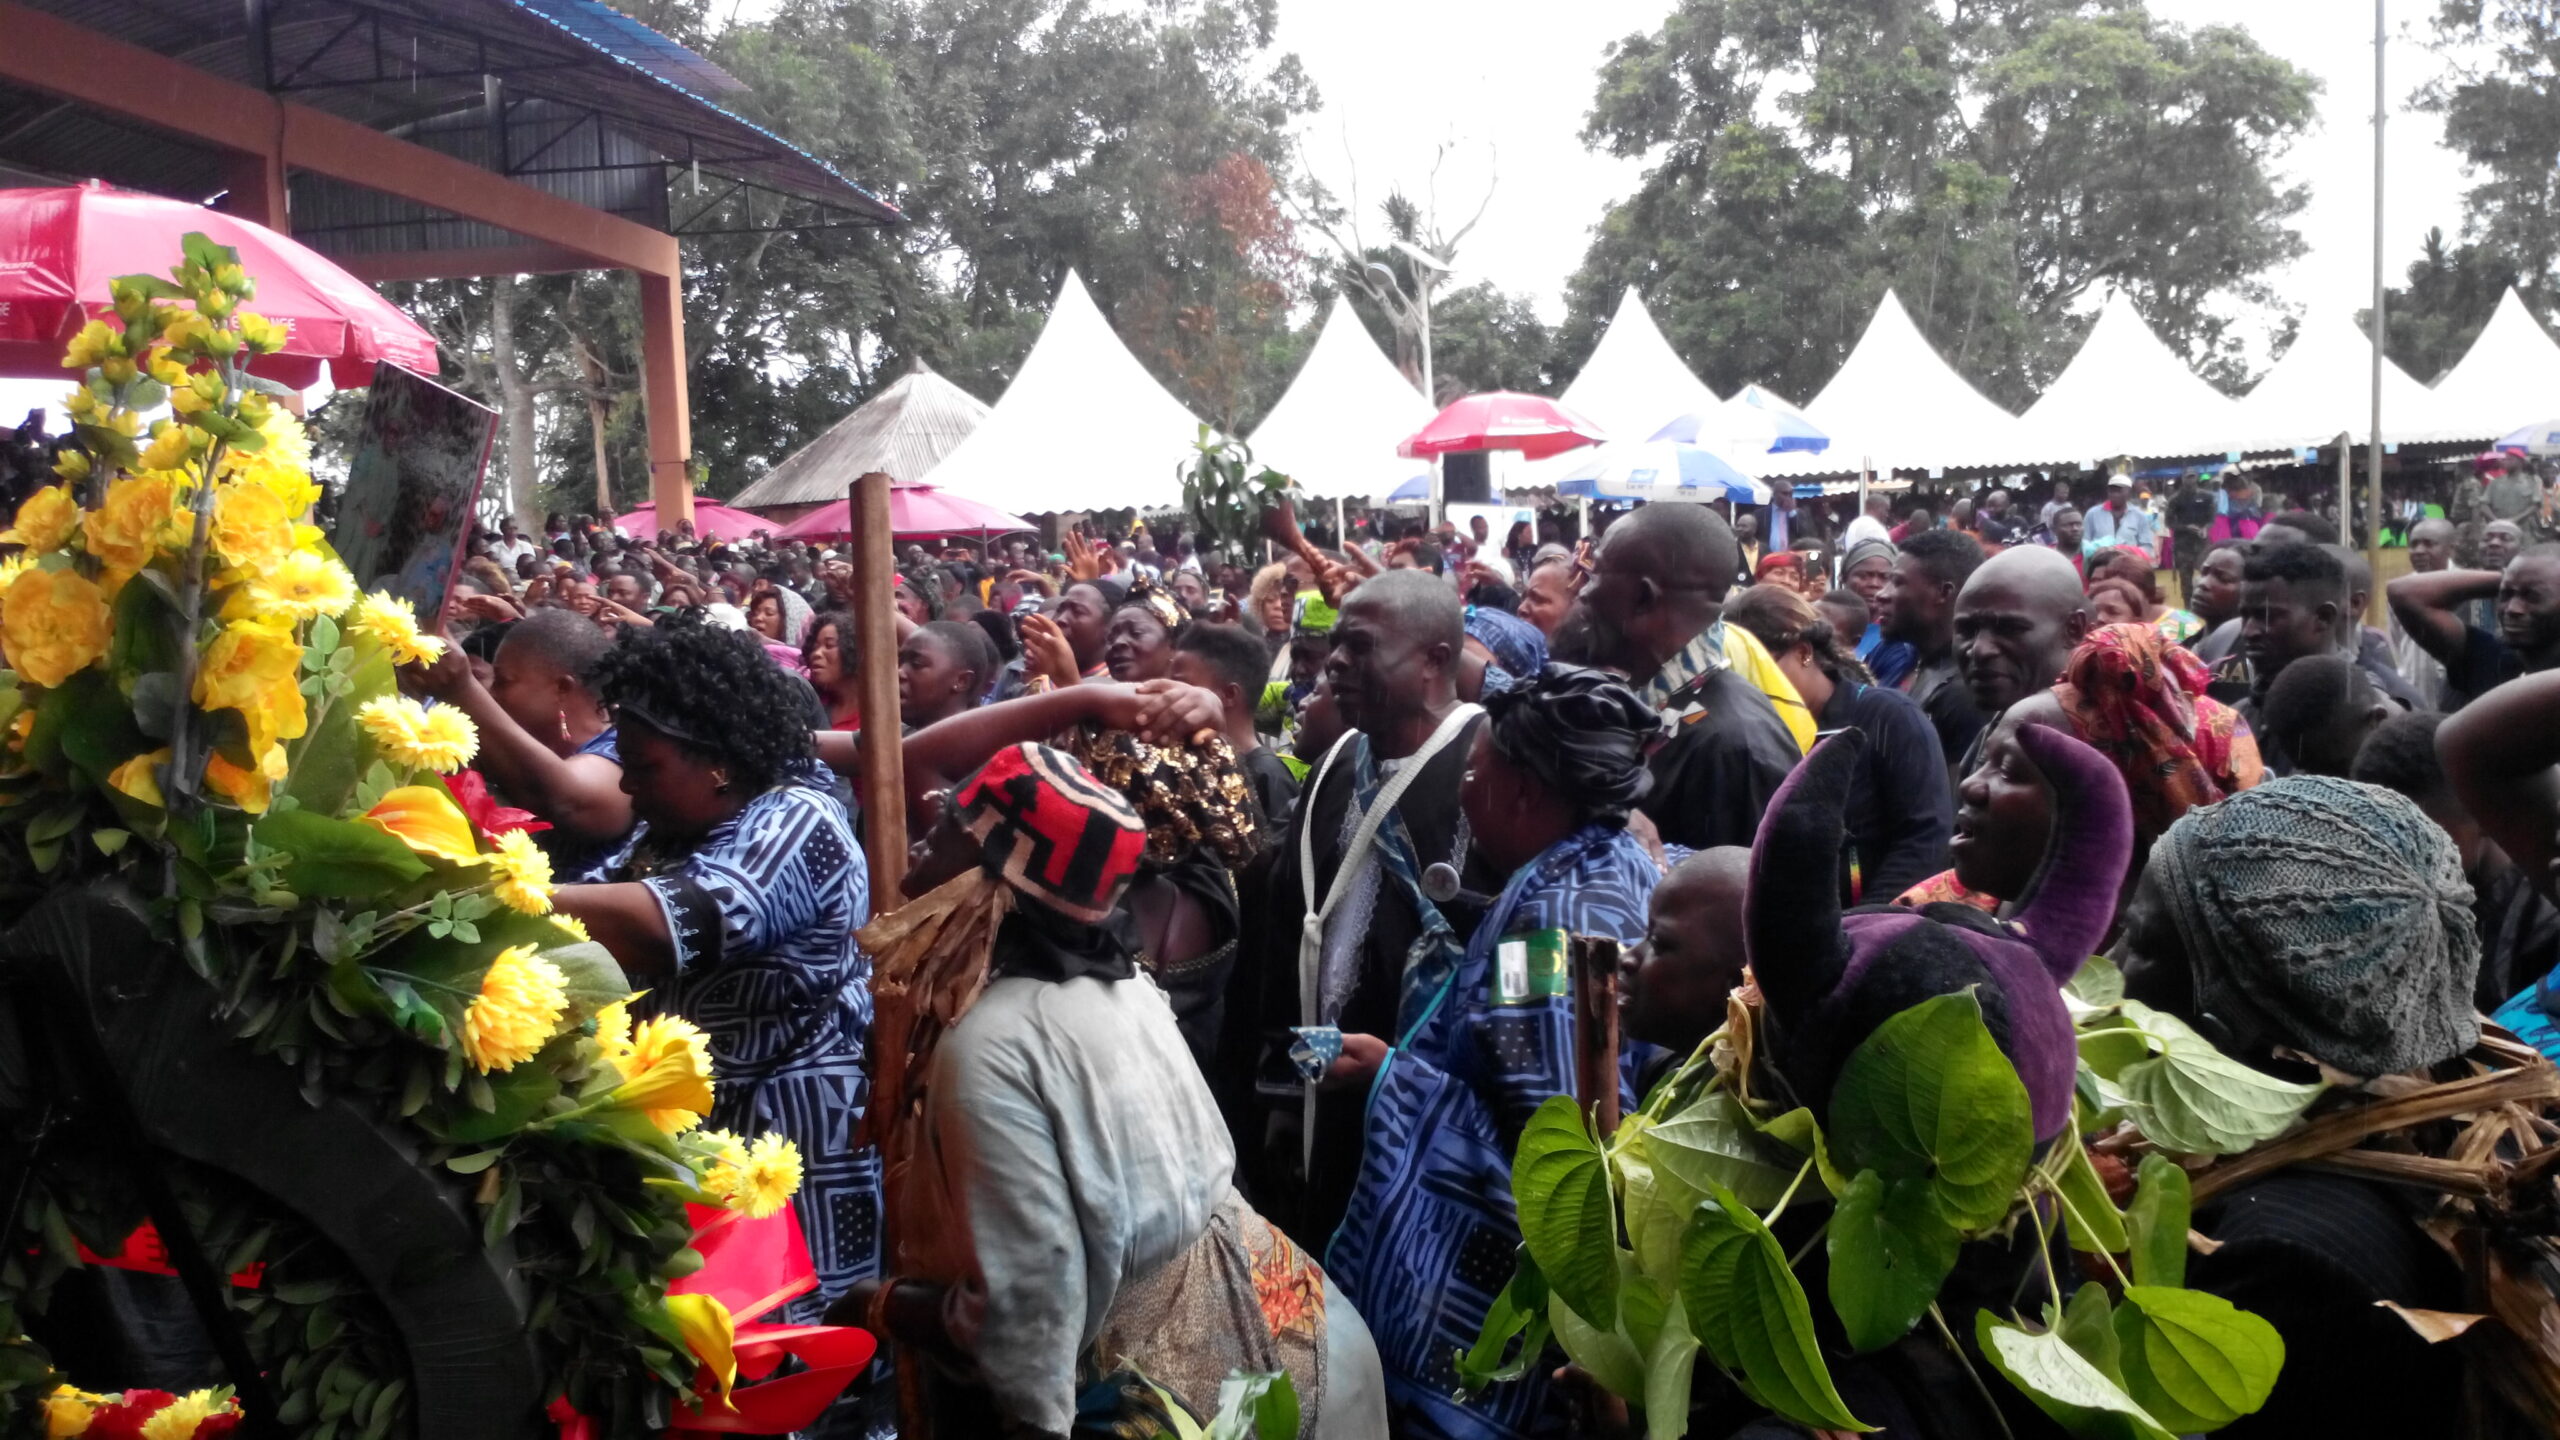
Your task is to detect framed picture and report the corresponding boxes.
[331,363,498,626]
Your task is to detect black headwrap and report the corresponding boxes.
[1481,662,1657,825]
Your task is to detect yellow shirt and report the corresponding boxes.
[1718,621,1815,754]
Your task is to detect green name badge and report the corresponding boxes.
[1494,928,1568,1005]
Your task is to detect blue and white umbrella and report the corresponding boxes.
[1653,385,1830,455]
[1555,441,1771,504]
[2496,418,2560,458]
[1387,472,1434,502]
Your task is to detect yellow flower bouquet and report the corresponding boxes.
[0,237,795,1435]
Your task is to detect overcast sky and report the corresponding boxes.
[1275,0,2480,353]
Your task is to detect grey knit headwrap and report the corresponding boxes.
[2150,776,2478,1077]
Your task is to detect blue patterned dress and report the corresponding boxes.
[1326,823,1656,1440]
[584,780,879,1314]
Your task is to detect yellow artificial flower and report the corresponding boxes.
[232,454,323,517]
[257,405,313,472]
[237,311,290,355]
[349,590,446,667]
[733,1135,803,1220]
[50,447,89,484]
[361,785,484,864]
[0,554,33,590]
[202,742,286,814]
[357,696,477,773]
[145,344,189,386]
[463,942,569,1074]
[1,566,111,688]
[250,550,354,622]
[139,1388,236,1440]
[194,618,306,755]
[691,1128,751,1201]
[61,386,100,421]
[85,472,182,582]
[61,319,119,370]
[608,1012,715,1133]
[593,996,636,1067]
[209,477,293,576]
[3,484,78,552]
[108,748,172,808]
[42,1384,103,1438]
[169,368,223,417]
[665,1292,739,1404]
[159,310,215,354]
[138,421,200,474]
[549,912,592,945]
[487,827,554,915]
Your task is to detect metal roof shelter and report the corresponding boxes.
[0,0,898,521]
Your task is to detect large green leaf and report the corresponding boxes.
[1827,1168,1960,1353]
[1642,1088,1800,1210]
[1207,1370,1298,1440]
[2100,1002,2322,1155]
[1453,1252,1552,1394]
[1828,991,2034,1232]
[1977,1309,2173,1440]
[282,632,394,816]
[1615,1133,1702,1285]
[253,807,430,898]
[2124,1155,2191,1289]
[1549,1289,1644,1401]
[2112,1286,2284,1433]
[2054,1140,2130,1256]
[1513,1095,1619,1329]
[1641,1287,1701,1440]
[1678,1183,1870,1432]
[2060,1282,2123,1380]
[2064,954,2125,1010]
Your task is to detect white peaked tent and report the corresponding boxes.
[1778,289,2022,474]
[917,270,1206,514]
[2015,292,2239,462]
[1557,289,1721,442]
[2429,288,2560,441]
[2230,307,2455,451]
[1248,297,1436,501]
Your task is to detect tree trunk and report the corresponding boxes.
[490,275,541,533]
[576,340,614,515]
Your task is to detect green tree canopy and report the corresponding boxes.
[2408,1,2560,381]
[1561,0,2319,410]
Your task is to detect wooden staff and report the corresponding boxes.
[1573,935,1623,1140]
[850,470,906,895]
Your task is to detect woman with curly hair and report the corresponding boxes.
[552,612,879,1320]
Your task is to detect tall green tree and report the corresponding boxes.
[2413,1,2560,376]
[397,0,1316,511]
[1563,0,2317,409]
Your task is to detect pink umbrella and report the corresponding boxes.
[0,182,439,388]
[611,500,776,543]
[773,484,1034,542]
[1398,391,1606,461]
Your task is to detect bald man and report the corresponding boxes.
[1564,503,1805,850]
[1224,570,1501,1250]
[1947,547,2092,779]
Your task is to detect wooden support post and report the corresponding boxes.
[850,471,905,897]
[1573,935,1622,1141]
[639,269,693,531]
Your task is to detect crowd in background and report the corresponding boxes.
[401,447,2560,1438]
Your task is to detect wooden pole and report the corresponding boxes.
[1573,936,1623,1141]
[2367,0,2391,627]
[850,471,906,895]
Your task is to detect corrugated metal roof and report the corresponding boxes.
[0,0,898,223]
[730,363,994,508]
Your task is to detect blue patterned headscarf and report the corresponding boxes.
[1463,605,1548,679]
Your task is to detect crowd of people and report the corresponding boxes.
[407,460,2560,1438]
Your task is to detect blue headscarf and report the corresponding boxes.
[1463,604,1547,680]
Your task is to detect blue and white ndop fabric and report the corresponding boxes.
[1325,823,1656,1440]
[589,780,881,1317]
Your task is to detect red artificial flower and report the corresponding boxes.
[448,769,550,839]
[195,1411,243,1439]
[82,1390,176,1440]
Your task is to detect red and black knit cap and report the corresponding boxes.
[954,743,1148,923]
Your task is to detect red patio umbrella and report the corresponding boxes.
[1398,390,1606,461]
[773,484,1034,542]
[0,182,439,388]
[611,500,776,543]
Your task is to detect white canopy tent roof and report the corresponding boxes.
[2429,288,2560,442]
[2014,292,2239,462]
[2229,307,2458,451]
[1556,289,1720,442]
[728,362,990,508]
[917,270,1206,514]
[1771,289,2023,475]
[1247,297,1436,501]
